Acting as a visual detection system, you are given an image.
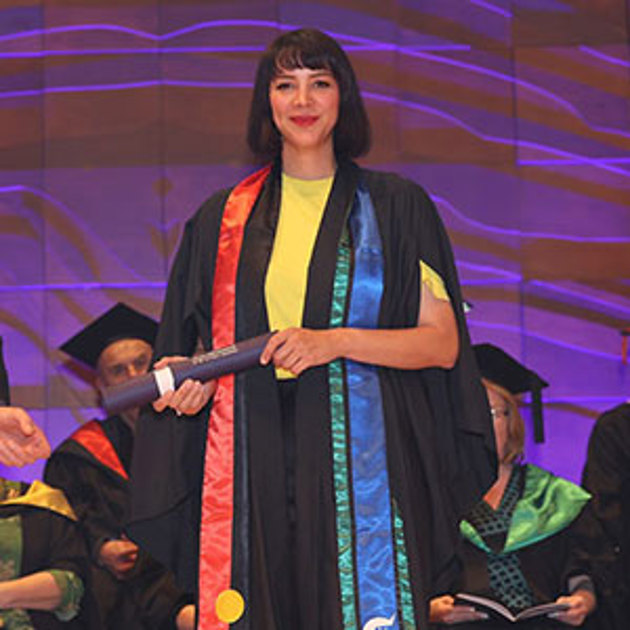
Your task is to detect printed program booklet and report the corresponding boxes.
[455,593,570,623]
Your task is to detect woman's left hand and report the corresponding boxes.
[550,590,596,626]
[260,328,340,376]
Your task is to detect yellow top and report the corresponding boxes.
[265,172,334,379]
[264,177,449,378]
[419,259,450,302]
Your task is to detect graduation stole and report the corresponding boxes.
[70,420,128,481]
[199,166,414,630]
[329,184,415,630]
[461,465,591,554]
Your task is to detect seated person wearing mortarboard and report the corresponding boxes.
[44,304,195,630]
[430,344,599,629]
[0,335,89,628]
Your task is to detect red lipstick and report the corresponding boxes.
[291,116,318,127]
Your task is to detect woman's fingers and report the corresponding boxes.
[152,390,175,412]
[260,331,289,365]
[262,328,338,375]
[151,355,216,416]
[153,379,216,416]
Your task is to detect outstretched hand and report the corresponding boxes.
[0,407,51,467]
[260,328,340,376]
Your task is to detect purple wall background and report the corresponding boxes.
[0,0,629,483]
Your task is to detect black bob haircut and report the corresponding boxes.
[247,28,371,163]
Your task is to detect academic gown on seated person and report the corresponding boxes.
[128,161,497,630]
[44,416,191,630]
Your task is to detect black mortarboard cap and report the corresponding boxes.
[0,337,10,406]
[60,303,158,369]
[473,343,549,443]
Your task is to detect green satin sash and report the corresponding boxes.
[461,464,591,553]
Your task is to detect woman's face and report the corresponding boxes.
[485,385,511,464]
[269,66,340,158]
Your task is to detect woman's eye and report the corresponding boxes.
[274,82,293,91]
[314,80,331,88]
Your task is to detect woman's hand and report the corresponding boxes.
[260,328,339,376]
[550,590,596,626]
[151,356,217,416]
[429,595,488,625]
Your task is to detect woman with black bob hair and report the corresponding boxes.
[247,28,371,163]
[130,27,496,630]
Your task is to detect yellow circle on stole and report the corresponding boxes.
[216,589,245,623]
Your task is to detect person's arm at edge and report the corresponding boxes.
[0,407,50,466]
[0,571,64,611]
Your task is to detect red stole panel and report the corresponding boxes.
[198,165,271,629]
[71,420,128,480]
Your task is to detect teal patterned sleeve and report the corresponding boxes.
[48,569,84,621]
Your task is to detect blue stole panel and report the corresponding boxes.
[346,184,399,630]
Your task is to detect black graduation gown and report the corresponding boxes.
[0,486,91,629]
[44,417,191,630]
[129,162,497,629]
[581,403,630,630]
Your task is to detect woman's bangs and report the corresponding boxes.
[272,45,334,75]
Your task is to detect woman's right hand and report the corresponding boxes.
[151,356,217,416]
[429,595,488,625]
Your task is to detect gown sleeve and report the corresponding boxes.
[44,451,121,559]
[21,507,89,623]
[364,170,497,595]
[153,188,232,359]
[399,177,497,517]
[128,189,230,593]
[128,553,194,630]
